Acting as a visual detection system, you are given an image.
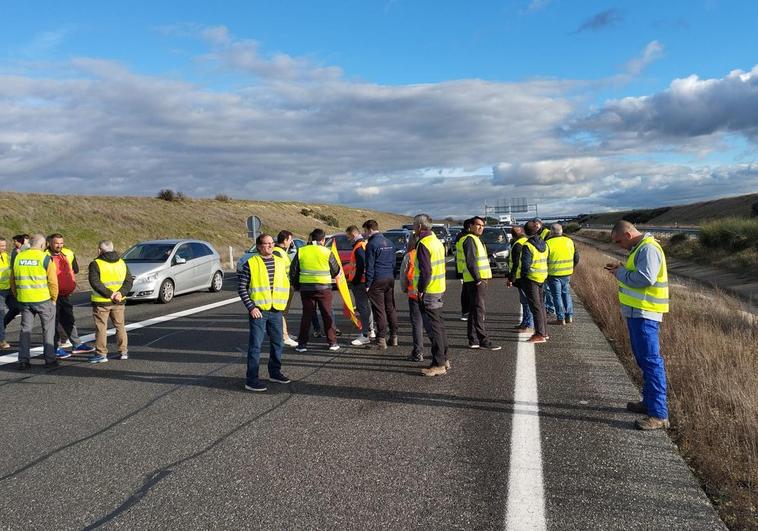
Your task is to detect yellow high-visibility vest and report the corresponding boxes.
[539,227,550,240]
[248,254,290,310]
[272,246,291,276]
[413,234,446,295]
[508,236,527,272]
[547,236,575,277]
[514,241,548,283]
[0,252,10,290]
[298,244,332,284]
[455,234,492,282]
[618,236,669,313]
[91,259,128,303]
[46,247,75,267]
[13,249,51,303]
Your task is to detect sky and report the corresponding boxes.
[1,0,756,218]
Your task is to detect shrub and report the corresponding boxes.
[300,208,312,217]
[564,222,581,234]
[156,189,187,202]
[314,212,339,227]
[621,207,670,224]
[214,194,232,202]
[699,218,758,251]
[668,232,690,245]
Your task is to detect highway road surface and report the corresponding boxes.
[0,271,726,530]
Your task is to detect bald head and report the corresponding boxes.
[29,234,47,250]
[610,220,642,250]
[551,223,563,236]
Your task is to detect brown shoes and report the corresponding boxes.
[626,401,647,414]
[372,338,388,350]
[526,334,547,343]
[635,416,670,430]
[552,319,565,325]
[0,341,11,349]
[421,365,447,377]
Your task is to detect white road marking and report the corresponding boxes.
[0,297,240,366]
[506,307,547,530]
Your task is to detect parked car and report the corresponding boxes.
[431,224,453,255]
[448,225,464,242]
[236,238,306,272]
[382,229,411,277]
[480,226,511,275]
[325,233,354,268]
[124,239,224,303]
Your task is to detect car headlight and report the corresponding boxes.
[493,250,509,258]
[140,272,159,283]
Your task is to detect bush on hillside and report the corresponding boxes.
[621,207,670,224]
[699,218,758,251]
[669,232,690,245]
[157,189,187,202]
[564,222,581,234]
[214,194,232,202]
[300,207,339,227]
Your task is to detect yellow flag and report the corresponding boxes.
[331,240,361,330]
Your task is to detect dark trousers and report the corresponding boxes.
[368,278,398,339]
[522,279,547,337]
[3,292,20,328]
[54,295,81,346]
[463,281,489,346]
[408,297,424,356]
[460,281,470,316]
[298,289,336,345]
[419,297,448,367]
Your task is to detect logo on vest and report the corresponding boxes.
[18,259,40,266]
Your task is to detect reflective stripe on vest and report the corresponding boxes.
[91,259,128,303]
[14,249,51,303]
[346,240,366,283]
[298,245,332,284]
[455,234,492,282]
[248,255,290,310]
[0,252,10,290]
[617,236,669,313]
[413,234,446,295]
[547,236,575,277]
[406,249,417,299]
[518,241,548,283]
[508,236,527,273]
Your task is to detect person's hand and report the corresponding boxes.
[111,292,123,303]
[506,280,513,288]
[605,262,621,275]
[250,307,262,319]
[477,280,487,287]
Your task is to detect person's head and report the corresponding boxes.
[511,226,524,239]
[12,234,28,249]
[345,225,361,242]
[48,233,65,253]
[0,237,6,253]
[524,221,540,237]
[361,219,379,236]
[532,217,544,229]
[550,223,563,237]
[97,240,114,256]
[309,228,326,244]
[412,213,432,235]
[610,220,642,250]
[256,233,275,257]
[462,218,473,230]
[27,234,46,250]
[276,230,293,249]
[469,216,485,235]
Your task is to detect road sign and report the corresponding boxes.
[246,215,262,239]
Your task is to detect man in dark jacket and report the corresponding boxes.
[517,221,549,343]
[88,240,134,363]
[363,219,398,349]
[454,218,473,321]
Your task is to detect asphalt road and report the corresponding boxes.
[0,271,726,530]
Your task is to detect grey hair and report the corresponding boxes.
[413,213,433,231]
[29,234,47,249]
[550,223,563,236]
[98,240,115,253]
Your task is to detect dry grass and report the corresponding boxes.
[572,241,758,530]
[0,192,412,272]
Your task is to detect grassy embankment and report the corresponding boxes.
[572,241,757,530]
[0,192,412,271]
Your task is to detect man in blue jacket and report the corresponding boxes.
[363,219,398,349]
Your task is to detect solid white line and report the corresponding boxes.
[505,305,547,530]
[0,297,240,366]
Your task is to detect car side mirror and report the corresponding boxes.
[174,256,187,265]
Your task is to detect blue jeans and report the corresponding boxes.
[547,276,573,321]
[247,310,284,386]
[518,287,533,328]
[627,318,668,419]
[0,290,8,342]
[544,284,555,314]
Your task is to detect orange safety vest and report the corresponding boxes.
[346,239,367,283]
[406,249,417,300]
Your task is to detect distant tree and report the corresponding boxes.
[157,189,176,202]
[215,194,232,202]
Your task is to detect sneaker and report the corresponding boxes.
[88,354,108,364]
[58,339,72,348]
[566,316,573,323]
[328,343,340,351]
[295,345,308,353]
[460,314,469,321]
[552,319,565,325]
[626,401,648,414]
[55,347,71,359]
[483,344,502,351]
[389,335,398,347]
[45,360,60,369]
[369,330,376,339]
[469,344,480,349]
[421,365,447,377]
[526,334,547,344]
[635,416,670,430]
[269,373,291,384]
[17,361,31,371]
[117,352,129,360]
[72,343,95,354]
[406,352,424,362]
[335,329,343,337]
[445,359,452,370]
[351,335,371,346]
[0,341,11,349]
[244,382,267,392]
[283,337,299,347]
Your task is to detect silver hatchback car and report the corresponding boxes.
[123,239,224,303]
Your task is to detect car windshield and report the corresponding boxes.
[431,226,448,239]
[480,228,508,245]
[383,232,407,250]
[449,228,462,239]
[123,243,175,262]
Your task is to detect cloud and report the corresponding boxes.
[623,40,664,77]
[574,9,623,33]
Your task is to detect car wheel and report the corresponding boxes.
[157,279,174,304]
[209,271,223,292]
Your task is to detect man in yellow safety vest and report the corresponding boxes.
[606,220,670,431]
[513,221,549,344]
[546,223,580,325]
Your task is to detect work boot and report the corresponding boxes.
[626,401,647,414]
[635,416,670,430]
[373,337,387,350]
[553,319,565,325]
[421,365,447,377]
[389,335,398,347]
[526,334,547,343]
[566,316,573,323]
